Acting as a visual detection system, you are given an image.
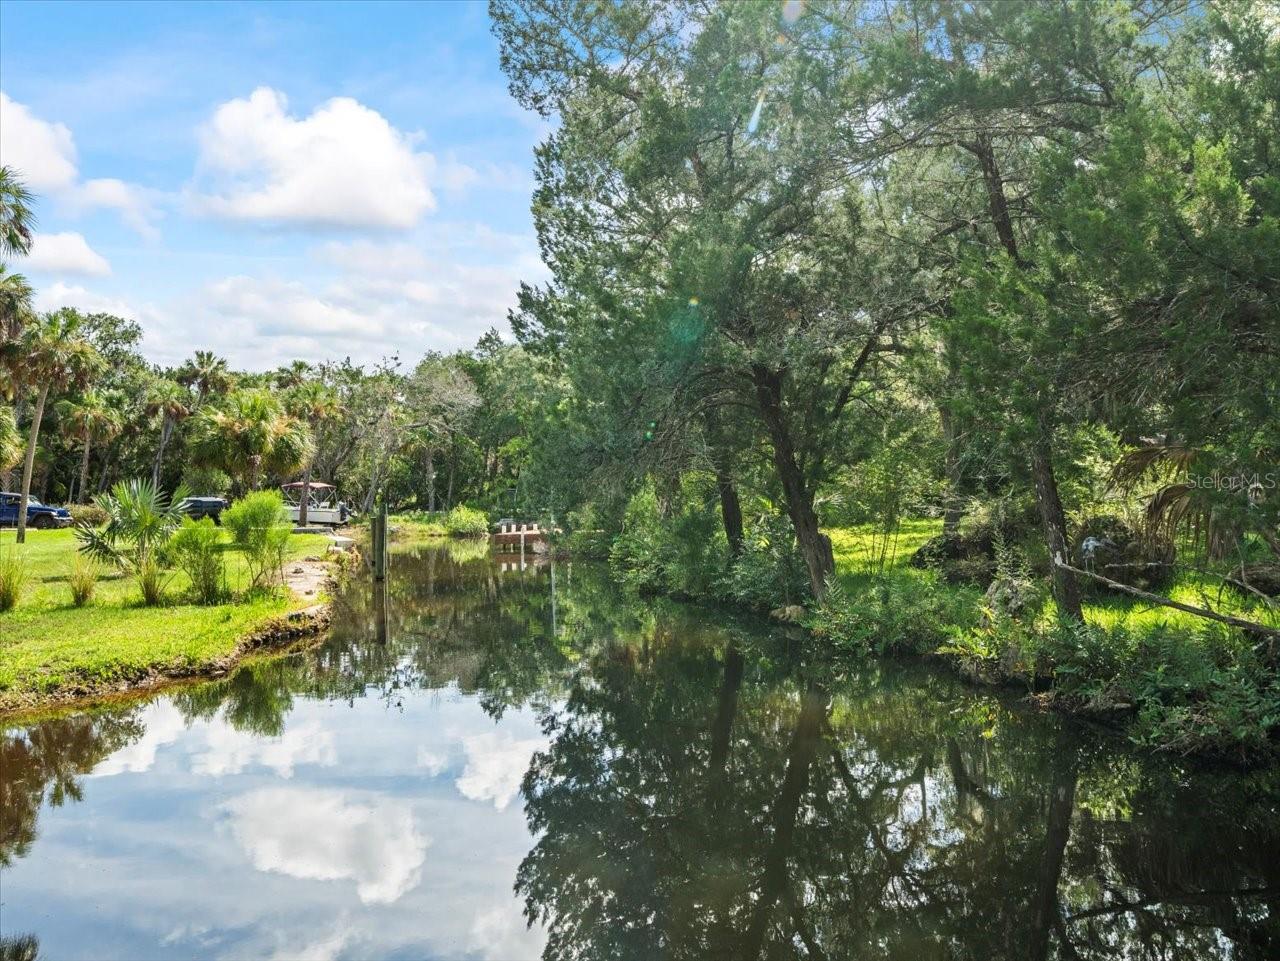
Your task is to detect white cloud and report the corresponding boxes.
[33,281,146,319]
[455,729,547,812]
[193,719,337,778]
[0,92,160,238]
[74,178,161,240]
[225,786,430,904]
[92,701,187,777]
[195,87,436,229]
[263,927,351,961]
[416,747,448,776]
[0,91,77,191]
[22,231,111,276]
[469,903,545,961]
[206,275,377,339]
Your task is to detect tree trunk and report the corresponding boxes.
[1031,431,1083,622]
[753,365,834,599]
[1027,762,1078,961]
[705,410,744,559]
[446,439,457,508]
[152,415,173,489]
[425,448,436,514]
[741,686,827,956]
[715,468,744,560]
[78,436,92,504]
[707,643,745,799]
[940,403,964,538]
[16,383,50,544]
[299,460,312,528]
[96,450,112,494]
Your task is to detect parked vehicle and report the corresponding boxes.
[281,482,349,527]
[178,496,229,524]
[0,492,74,529]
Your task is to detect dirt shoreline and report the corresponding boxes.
[0,556,342,722]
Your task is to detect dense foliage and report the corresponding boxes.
[3,1,1279,754]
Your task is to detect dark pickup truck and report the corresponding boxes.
[0,492,74,529]
[178,496,229,524]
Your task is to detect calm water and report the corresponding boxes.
[2,543,1279,960]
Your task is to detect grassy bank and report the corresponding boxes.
[358,506,492,542]
[819,522,1280,761]
[0,528,332,712]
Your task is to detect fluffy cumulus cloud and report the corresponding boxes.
[166,228,548,370]
[225,786,430,904]
[22,231,111,276]
[455,729,548,812]
[469,902,547,961]
[0,91,78,191]
[33,281,154,323]
[0,92,160,237]
[91,701,188,777]
[192,719,337,779]
[74,177,161,240]
[195,87,436,229]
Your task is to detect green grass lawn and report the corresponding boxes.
[828,519,1273,634]
[0,527,332,709]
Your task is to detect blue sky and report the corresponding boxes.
[0,0,549,369]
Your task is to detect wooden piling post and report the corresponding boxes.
[372,501,388,582]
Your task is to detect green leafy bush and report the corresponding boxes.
[168,518,226,603]
[444,504,489,538]
[68,503,110,527]
[76,478,189,606]
[181,464,231,497]
[0,548,26,612]
[608,479,809,608]
[1037,619,1280,759]
[609,482,673,593]
[812,572,980,657]
[67,554,100,606]
[719,511,809,609]
[222,490,291,591]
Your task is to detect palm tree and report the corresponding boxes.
[76,478,189,605]
[0,167,36,348]
[13,310,102,542]
[286,380,339,527]
[189,388,312,494]
[0,166,35,259]
[56,391,123,503]
[0,264,34,345]
[176,350,232,406]
[0,405,21,488]
[273,360,312,390]
[144,378,191,488]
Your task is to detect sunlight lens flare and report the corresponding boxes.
[781,0,804,25]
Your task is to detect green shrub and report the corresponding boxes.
[609,483,673,593]
[812,571,980,657]
[719,512,809,609]
[137,553,165,606]
[609,476,732,598]
[168,518,226,603]
[0,548,26,612]
[181,464,231,497]
[68,503,110,527]
[444,504,489,538]
[76,478,189,606]
[223,490,291,591]
[1038,619,1280,758]
[67,554,100,607]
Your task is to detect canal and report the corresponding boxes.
[2,542,1278,959]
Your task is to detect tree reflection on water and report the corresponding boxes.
[3,546,1278,960]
